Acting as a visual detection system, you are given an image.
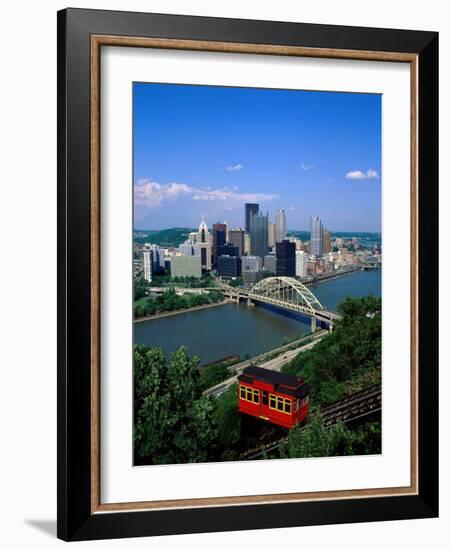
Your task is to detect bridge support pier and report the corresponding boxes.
[311,317,317,333]
[247,298,254,307]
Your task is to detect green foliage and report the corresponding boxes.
[281,296,381,406]
[134,228,194,247]
[134,288,224,318]
[227,278,243,287]
[151,273,216,288]
[134,345,218,464]
[200,363,232,391]
[133,277,151,300]
[213,386,242,453]
[285,414,354,458]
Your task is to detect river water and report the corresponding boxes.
[133,269,381,365]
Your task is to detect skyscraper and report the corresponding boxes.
[275,209,287,243]
[323,228,331,254]
[310,216,323,257]
[276,240,296,276]
[249,211,269,260]
[268,222,276,248]
[228,228,245,257]
[195,218,212,271]
[245,203,259,233]
[244,233,251,255]
[212,222,227,264]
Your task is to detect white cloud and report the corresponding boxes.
[345,169,379,180]
[366,169,379,179]
[300,163,313,171]
[226,164,244,172]
[134,178,278,208]
[134,180,192,207]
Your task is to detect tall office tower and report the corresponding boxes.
[322,228,331,254]
[179,239,196,256]
[228,228,245,257]
[268,222,276,248]
[196,217,210,244]
[295,250,308,278]
[276,239,296,276]
[212,222,227,264]
[245,203,259,233]
[250,211,269,260]
[145,244,165,274]
[310,216,323,257]
[244,233,251,255]
[275,209,287,243]
[195,218,212,271]
[143,250,152,282]
[218,242,239,257]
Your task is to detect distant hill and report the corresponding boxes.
[134,228,381,248]
[288,231,381,244]
[134,227,195,247]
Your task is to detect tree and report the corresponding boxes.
[134,345,218,464]
[213,385,241,455]
[285,414,354,458]
[200,362,231,391]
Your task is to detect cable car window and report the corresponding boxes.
[269,395,276,409]
[285,401,291,414]
[239,385,246,399]
[246,388,252,401]
[253,390,259,404]
[276,398,283,411]
[262,391,268,405]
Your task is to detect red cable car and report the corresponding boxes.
[237,365,310,429]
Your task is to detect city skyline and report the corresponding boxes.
[134,83,381,232]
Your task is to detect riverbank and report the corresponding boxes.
[134,299,231,323]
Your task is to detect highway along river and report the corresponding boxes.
[133,269,381,365]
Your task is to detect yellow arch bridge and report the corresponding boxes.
[221,276,340,332]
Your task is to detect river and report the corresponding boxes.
[133,269,381,365]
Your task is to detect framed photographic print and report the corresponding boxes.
[57,8,439,541]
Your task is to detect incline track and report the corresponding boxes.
[241,383,381,460]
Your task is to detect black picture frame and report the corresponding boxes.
[57,7,438,541]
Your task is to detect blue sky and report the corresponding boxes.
[133,83,381,232]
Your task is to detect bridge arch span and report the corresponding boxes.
[248,276,324,315]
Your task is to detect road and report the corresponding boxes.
[204,336,324,398]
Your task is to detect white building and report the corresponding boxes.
[295,250,308,278]
[143,250,152,282]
